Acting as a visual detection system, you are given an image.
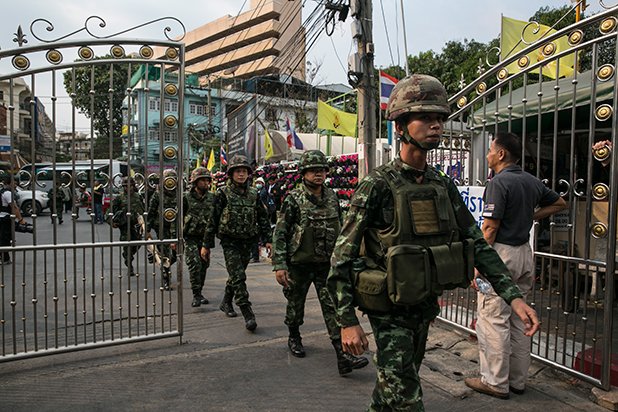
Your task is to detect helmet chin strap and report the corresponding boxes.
[401,131,440,151]
[303,178,321,190]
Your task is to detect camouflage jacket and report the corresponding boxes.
[146,189,178,235]
[183,188,214,246]
[272,183,342,271]
[326,157,523,328]
[110,191,145,227]
[205,180,272,247]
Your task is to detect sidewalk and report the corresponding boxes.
[0,252,610,411]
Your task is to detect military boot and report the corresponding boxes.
[219,286,237,317]
[191,291,202,307]
[288,326,305,358]
[199,294,209,305]
[332,339,369,376]
[239,305,257,332]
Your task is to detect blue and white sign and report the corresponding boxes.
[458,185,485,228]
[0,135,11,152]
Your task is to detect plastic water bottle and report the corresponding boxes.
[476,277,492,295]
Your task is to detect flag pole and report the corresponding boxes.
[378,68,383,165]
[399,0,409,76]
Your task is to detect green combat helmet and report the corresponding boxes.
[189,167,212,184]
[385,74,450,121]
[298,150,329,174]
[227,154,253,175]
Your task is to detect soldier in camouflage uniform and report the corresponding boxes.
[273,150,369,375]
[326,74,540,411]
[183,167,215,307]
[48,180,64,225]
[110,177,145,277]
[203,155,272,331]
[146,169,179,290]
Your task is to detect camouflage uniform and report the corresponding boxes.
[327,74,525,411]
[273,182,341,334]
[183,168,215,304]
[205,155,271,330]
[48,183,65,224]
[146,187,178,267]
[110,182,145,274]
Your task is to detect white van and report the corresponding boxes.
[21,160,125,193]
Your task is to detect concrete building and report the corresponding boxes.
[56,131,92,161]
[183,0,305,81]
[0,79,56,163]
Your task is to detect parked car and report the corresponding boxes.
[15,187,50,216]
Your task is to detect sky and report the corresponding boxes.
[0,0,606,132]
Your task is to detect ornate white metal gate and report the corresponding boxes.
[0,16,186,361]
[437,2,618,390]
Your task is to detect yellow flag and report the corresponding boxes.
[317,100,357,137]
[501,15,575,79]
[264,128,274,160]
[196,153,200,169]
[206,148,215,171]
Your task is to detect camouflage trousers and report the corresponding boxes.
[221,237,253,307]
[283,262,339,340]
[119,228,141,269]
[367,310,434,412]
[185,237,209,294]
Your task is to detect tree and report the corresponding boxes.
[63,56,131,159]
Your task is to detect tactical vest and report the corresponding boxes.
[356,163,474,310]
[288,187,340,264]
[184,190,214,238]
[218,185,259,238]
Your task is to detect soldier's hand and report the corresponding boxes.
[171,243,176,251]
[471,268,481,291]
[275,270,290,288]
[265,243,272,258]
[341,325,369,356]
[200,247,210,261]
[511,298,540,337]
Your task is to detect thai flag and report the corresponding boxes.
[285,118,303,150]
[219,145,227,166]
[379,71,399,110]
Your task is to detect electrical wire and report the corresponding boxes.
[379,0,396,67]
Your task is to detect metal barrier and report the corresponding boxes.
[437,2,618,390]
[0,16,186,362]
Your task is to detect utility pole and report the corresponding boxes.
[352,0,376,178]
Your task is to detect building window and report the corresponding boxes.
[148,129,158,141]
[149,97,159,111]
[162,99,178,112]
[163,131,177,142]
[189,102,204,115]
[265,106,277,122]
[204,104,216,117]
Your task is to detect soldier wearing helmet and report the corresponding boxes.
[109,175,145,277]
[327,74,540,410]
[183,167,215,307]
[146,169,180,290]
[272,149,369,375]
[203,154,272,332]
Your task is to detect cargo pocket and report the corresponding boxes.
[428,240,474,292]
[353,268,391,313]
[385,244,431,306]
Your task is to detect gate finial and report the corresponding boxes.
[12,25,28,47]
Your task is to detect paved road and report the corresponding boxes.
[0,218,609,410]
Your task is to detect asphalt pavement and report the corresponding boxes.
[0,244,612,411]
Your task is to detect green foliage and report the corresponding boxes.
[62,56,130,158]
